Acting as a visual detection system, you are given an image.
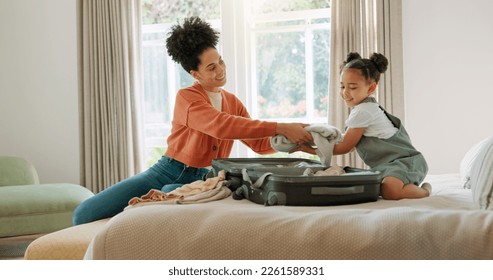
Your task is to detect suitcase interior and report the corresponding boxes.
[212,158,326,176]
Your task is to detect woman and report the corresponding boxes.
[73,16,312,225]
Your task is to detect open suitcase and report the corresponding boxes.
[212,158,381,206]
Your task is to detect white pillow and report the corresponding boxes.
[465,136,493,210]
[460,138,490,189]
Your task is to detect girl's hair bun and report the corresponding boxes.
[342,52,389,83]
[345,52,362,64]
[369,53,388,73]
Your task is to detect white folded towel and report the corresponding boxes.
[270,124,342,166]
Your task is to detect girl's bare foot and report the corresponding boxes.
[421,182,432,196]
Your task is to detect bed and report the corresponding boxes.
[83,171,493,260]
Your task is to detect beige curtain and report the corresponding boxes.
[77,0,143,193]
[329,0,404,168]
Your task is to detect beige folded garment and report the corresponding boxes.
[126,170,231,208]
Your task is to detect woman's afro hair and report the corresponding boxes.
[165,17,219,73]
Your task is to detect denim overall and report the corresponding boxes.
[355,97,428,185]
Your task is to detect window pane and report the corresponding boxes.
[256,31,306,119]
[143,44,168,123]
[247,1,330,159]
[313,29,330,118]
[251,0,330,14]
[177,66,194,89]
[142,0,220,24]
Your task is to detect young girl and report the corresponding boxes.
[72,17,312,225]
[334,52,431,200]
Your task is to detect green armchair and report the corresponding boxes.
[0,156,40,186]
[0,156,93,258]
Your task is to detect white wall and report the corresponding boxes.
[0,0,79,184]
[402,0,493,174]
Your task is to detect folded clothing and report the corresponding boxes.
[270,124,342,166]
[126,170,231,208]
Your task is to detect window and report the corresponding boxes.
[141,0,331,167]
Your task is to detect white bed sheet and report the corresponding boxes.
[84,174,493,260]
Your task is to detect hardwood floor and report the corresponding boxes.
[0,234,43,260]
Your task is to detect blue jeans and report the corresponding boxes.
[72,156,210,225]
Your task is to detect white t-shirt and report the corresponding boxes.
[345,102,398,139]
[206,91,222,111]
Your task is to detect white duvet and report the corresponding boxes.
[84,174,493,260]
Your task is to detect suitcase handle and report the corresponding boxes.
[234,169,274,202]
[241,169,272,189]
[311,185,365,195]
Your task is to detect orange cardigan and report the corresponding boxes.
[165,83,277,167]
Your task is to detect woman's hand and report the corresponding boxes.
[275,123,313,144]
